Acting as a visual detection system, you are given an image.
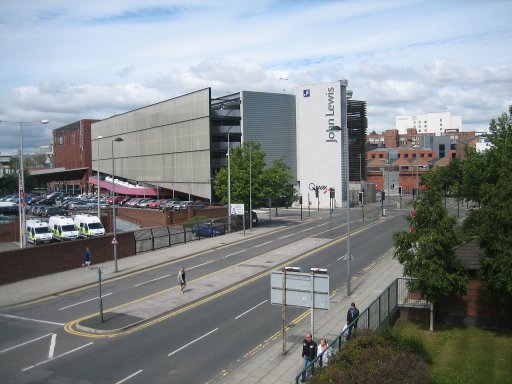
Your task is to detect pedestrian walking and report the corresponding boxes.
[177,267,186,294]
[82,248,91,268]
[317,338,333,368]
[346,302,360,339]
[300,333,317,382]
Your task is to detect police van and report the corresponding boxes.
[48,216,79,241]
[26,220,53,245]
[74,214,105,237]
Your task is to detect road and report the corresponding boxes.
[0,204,410,383]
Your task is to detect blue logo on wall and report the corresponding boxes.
[303,89,310,97]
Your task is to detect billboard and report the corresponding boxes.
[295,81,347,208]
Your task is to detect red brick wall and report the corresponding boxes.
[112,207,228,230]
[438,280,512,328]
[0,232,135,285]
[0,219,17,242]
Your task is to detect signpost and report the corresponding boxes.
[231,203,245,236]
[271,268,329,353]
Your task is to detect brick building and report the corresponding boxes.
[52,119,98,194]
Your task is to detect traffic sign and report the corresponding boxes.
[230,203,244,215]
[111,237,118,245]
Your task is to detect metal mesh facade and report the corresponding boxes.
[348,100,367,182]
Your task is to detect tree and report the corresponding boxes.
[0,170,38,195]
[213,141,295,209]
[465,106,512,295]
[393,170,467,331]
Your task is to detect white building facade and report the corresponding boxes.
[295,80,348,209]
[395,112,462,135]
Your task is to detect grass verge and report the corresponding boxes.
[395,320,512,384]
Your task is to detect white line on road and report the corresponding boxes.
[188,259,217,269]
[115,369,143,384]
[58,293,113,310]
[253,241,272,248]
[134,275,170,287]
[0,333,53,354]
[48,333,56,359]
[224,249,245,258]
[0,314,65,326]
[235,300,267,320]
[168,328,219,357]
[21,342,94,372]
[278,233,295,239]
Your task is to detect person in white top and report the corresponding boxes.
[317,338,333,368]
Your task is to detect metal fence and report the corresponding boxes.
[134,221,229,254]
[295,277,429,383]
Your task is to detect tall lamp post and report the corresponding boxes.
[328,83,352,296]
[0,120,48,248]
[111,137,124,272]
[227,133,231,232]
[249,147,252,231]
[96,136,103,218]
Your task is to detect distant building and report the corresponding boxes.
[395,112,462,135]
[52,119,99,193]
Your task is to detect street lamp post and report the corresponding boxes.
[97,136,103,218]
[328,85,352,296]
[249,148,252,231]
[227,133,231,232]
[279,77,288,93]
[359,154,364,221]
[111,137,124,272]
[0,120,48,248]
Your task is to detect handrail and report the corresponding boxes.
[294,278,401,383]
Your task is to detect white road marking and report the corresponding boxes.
[168,328,219,357]
[254,241,272,248]
[278,233,295,239]
[188,260,216,269]
[134,275,170,287]
[59,293,113,309]
[0,314,64,326]
[21,342,94,372]
[0,333,53,354]
[235,300,267,320]
[224,249,245,258]
[48,333,56,359]
[115,369,143,384]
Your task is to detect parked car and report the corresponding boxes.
[163,200,182,210]
[189,202,206,210]
[191,223,224,237]
[31,205,50,216]
[118,197,133,206]
[41,207,67,218]
[106,196,125,205]
[66,202,91,212]
[125,198,143,207]
[149,199,164,209]
[137,199,154,208]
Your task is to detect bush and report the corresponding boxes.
[308,328,430,384]
[184,216,210,226]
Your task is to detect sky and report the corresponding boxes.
[0,0,511,154]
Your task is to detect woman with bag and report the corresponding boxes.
[317,338,333,368]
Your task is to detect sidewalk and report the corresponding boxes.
[0,211,304,308]
[217,249,403,384]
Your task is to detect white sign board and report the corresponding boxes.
[230,203,244,215]
[270,270,329,310]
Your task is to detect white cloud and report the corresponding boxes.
[0,0,511,153]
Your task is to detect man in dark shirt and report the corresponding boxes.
[300,333,317,382]
[346,302,360,339]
